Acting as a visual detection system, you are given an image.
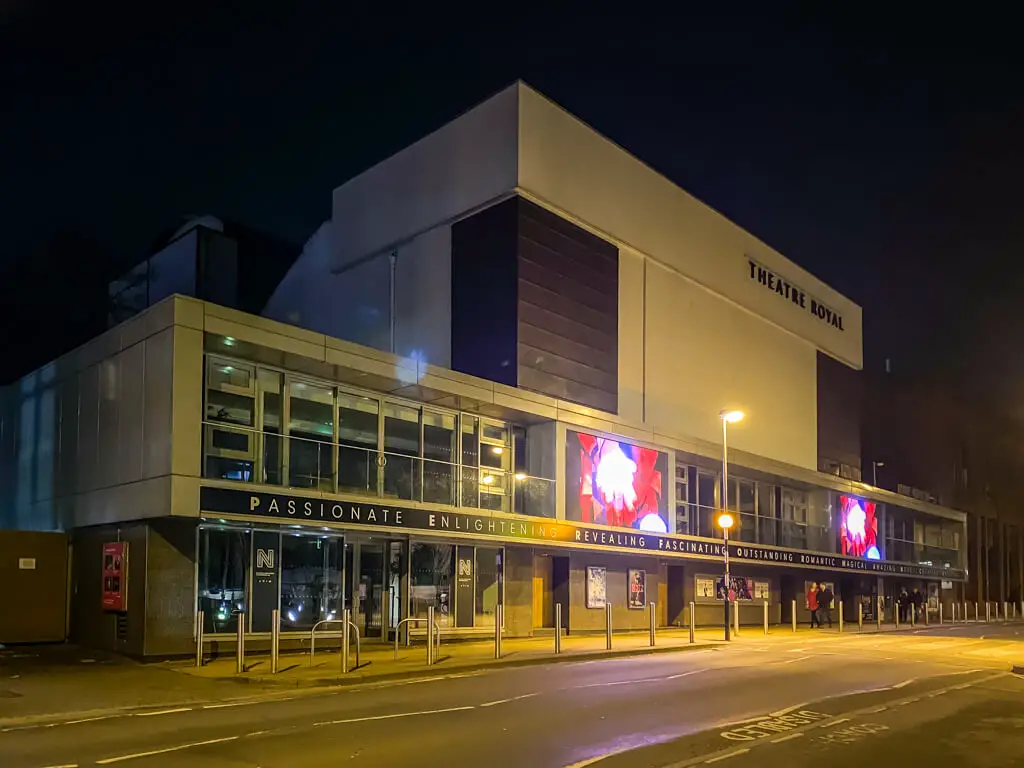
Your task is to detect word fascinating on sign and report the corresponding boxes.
[198,487,964,581]
[748,258,844,331]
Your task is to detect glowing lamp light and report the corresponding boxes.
[638,513,668,533]
[866,546,881,561]
[491,446,504,455]
[717,512,735,531]
[719,409,745,423]
[514,473,526,481]
[481,475,495,485]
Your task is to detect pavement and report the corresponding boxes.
[2,620,1024,767]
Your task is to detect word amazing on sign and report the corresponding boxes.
[748,259,844,331]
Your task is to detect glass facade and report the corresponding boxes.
[203,356,554,516]
[197,527,249,633]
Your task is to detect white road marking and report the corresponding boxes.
[39,764,78,768]
[314,705,475,726]
[480,693,539,707]
[822,717,850,727]
[928,690,948,697]
[770,703,807,717]
[60,715,122,725]
[891,678,916,689]
[866,706,888,713]
[135,707,192,717]
[203,701,255,709]
[771,733,804,744]
[96,736,239,764]
[666,670,707,680]
[563,749,635,768]
[706,748,750,763]
[779,655,814,665]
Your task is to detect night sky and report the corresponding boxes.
[1,5,1021,408]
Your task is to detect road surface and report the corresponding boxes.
[3,623,1024,767]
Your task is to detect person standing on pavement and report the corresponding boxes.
[818,584,834,628]
[807,582,820,628]
[912,588,924,623]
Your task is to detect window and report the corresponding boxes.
[260,369,283,485]
[675,465,691,535]
[338,394,379,494]
[460,416,479,507]
[204,359,255,482]
[697,471,718,537]
[423,410,456,505]
[737,479,756,543]
[288,380,335,490]
[781,488,808,549]
[410,542,455,628]
[197,528,249,633]
[479,419,510,512]
[383,404,420,500]
[280,534,342,630]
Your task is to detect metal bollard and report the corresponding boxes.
[910,604,915,627]
[791,599,797,632]
[733,600,739,637]
[195,611,204,668]
[649,602,656,647]
[270,609,280,674]
[939,603,943,625]
[839,600,844,633]
[925,602,929,626]
[858,601,863,632]
[689,602,695,644]
[986,602,991,623]
[1004,602,1009,621]
[605,603,613,650]
[975,602,979,622]
[555,603,562,654]
[763,599,769,635]
[494,605,503,659]
[426,606,434,666]
[342,608,351,673]
[236,612,246,674]
[895,605,900,629]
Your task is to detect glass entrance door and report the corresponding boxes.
[358,543,385,639]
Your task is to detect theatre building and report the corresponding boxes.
[0,83,968,657]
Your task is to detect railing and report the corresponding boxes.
[309,618,346,665]
[203,421,556,518]
[394,617,441,664]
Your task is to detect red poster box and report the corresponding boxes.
[102,542,128,612]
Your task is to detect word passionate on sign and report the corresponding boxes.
[198,487,964,581]
[748,258,844,331]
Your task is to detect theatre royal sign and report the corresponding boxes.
[748,257,845,331]
[200,487,963,581]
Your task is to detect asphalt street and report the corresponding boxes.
[3,623,1024,768]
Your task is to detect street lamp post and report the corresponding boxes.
[718,511,734,641]
[718,409,744,643]
[872,461,885,487]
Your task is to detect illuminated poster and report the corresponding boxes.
[839,495,880,560]
[565,430,668,533]
[586,566,607,609]
[695,577,716,599]
[101,542,128,612]
[627,569,647,609]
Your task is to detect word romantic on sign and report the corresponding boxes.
[198,487,964,581]
[748,258,845,331]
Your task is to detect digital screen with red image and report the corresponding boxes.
[840,495,880,560]
[565,430,669,533]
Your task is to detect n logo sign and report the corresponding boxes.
[458,558,472,577]
[256,548,275,569]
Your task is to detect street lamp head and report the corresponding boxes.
[717,512,735,531]
[719,409,744,423]
[875,461,885,468]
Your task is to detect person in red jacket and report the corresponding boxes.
[807,583,820,628]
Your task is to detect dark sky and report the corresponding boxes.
[2,4,1022,402]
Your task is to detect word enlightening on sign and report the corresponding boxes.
[198,487,964,581]
[748,258,845,331]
